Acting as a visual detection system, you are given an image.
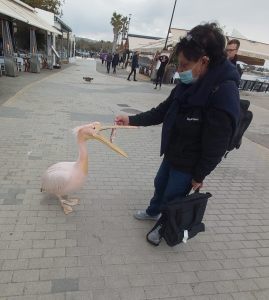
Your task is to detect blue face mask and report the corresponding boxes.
[179,69,198,85]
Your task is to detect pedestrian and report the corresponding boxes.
[112,52,120,74]
[154,54,169,89]
[127,51,139,81]
[226,39,243,77]
[0,37,3,56]
[119,55,124,67]
[115,23,240,242]
[106,53,113,73]
[101,53,107,65]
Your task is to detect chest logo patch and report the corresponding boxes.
[187,117,199,122]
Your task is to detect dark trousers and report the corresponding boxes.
[146,159,192,216]
[128,67,137,80]
[107,62,111,73]
[155,69,165,87]
[112,64,117,73]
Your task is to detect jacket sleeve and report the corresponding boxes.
[129,88,176,126]
[193,108,233,183]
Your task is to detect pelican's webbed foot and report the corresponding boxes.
[62,204,73,215]
[58,196,74,215]
[63,198,80,206]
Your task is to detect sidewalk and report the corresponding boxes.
[0,65,70,106]
[96,60,153,83]
[0,59,269,299]
[240,91,269,149]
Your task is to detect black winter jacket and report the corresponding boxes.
[129,59,240,182]
[112,54,119,66]
[131,54,139,69]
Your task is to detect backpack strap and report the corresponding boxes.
[210,80,235,97]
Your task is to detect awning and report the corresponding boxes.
[0,0,62,35]
[237,55,265,66]
[134,37,176,53]
[55,16,72,32]
[238,49,269,61]
[128,35,162,51]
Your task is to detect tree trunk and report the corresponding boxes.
[112,32,118,53]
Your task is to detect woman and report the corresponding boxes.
[116,23,240,227]
[127,51,139,81]
[154,54,169,89]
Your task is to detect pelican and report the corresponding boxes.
[41,122,135,214]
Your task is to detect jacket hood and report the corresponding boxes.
[207,58,240,87]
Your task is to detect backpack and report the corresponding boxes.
[224,99,253,157]
[146,191,212,247]
[211,82,253,156]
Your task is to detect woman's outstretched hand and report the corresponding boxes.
[192,179,203,191]
[115,115,130,126]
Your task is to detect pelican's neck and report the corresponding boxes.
[77,137,88,175]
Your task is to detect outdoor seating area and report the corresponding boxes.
[0,0,75,78]
[239,79,269,92]
[0,55,43,76]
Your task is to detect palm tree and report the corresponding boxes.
[121,16,129,40]
[111,12,125,52]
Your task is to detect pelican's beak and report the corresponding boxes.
[91,125,137,158]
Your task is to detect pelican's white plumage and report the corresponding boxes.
[41,162,86,196]
[41,122,136,214]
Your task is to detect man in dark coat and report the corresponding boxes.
[127,51,139,81]
[112,52,120,74]
[226,39,243,77]
[106,53,113,74]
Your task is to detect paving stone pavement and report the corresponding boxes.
[0,58,269,299]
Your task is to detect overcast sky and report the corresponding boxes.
[62,0,268,44]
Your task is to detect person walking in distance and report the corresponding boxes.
[106,53,113,74]
[101,53,106,65]
[154,54,169,89]
[112,52,120,74]
[127,51,139,81]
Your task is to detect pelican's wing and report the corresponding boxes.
[41,162,75,195]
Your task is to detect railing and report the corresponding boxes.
[239,79,269,92]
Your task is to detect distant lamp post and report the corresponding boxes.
[164,0,178,50]
[126,14,132,38]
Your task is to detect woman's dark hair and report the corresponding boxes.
[175,22,226,67]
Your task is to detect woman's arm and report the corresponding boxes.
[193,108,233,183]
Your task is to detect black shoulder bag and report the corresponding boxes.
[147,191,212,247]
